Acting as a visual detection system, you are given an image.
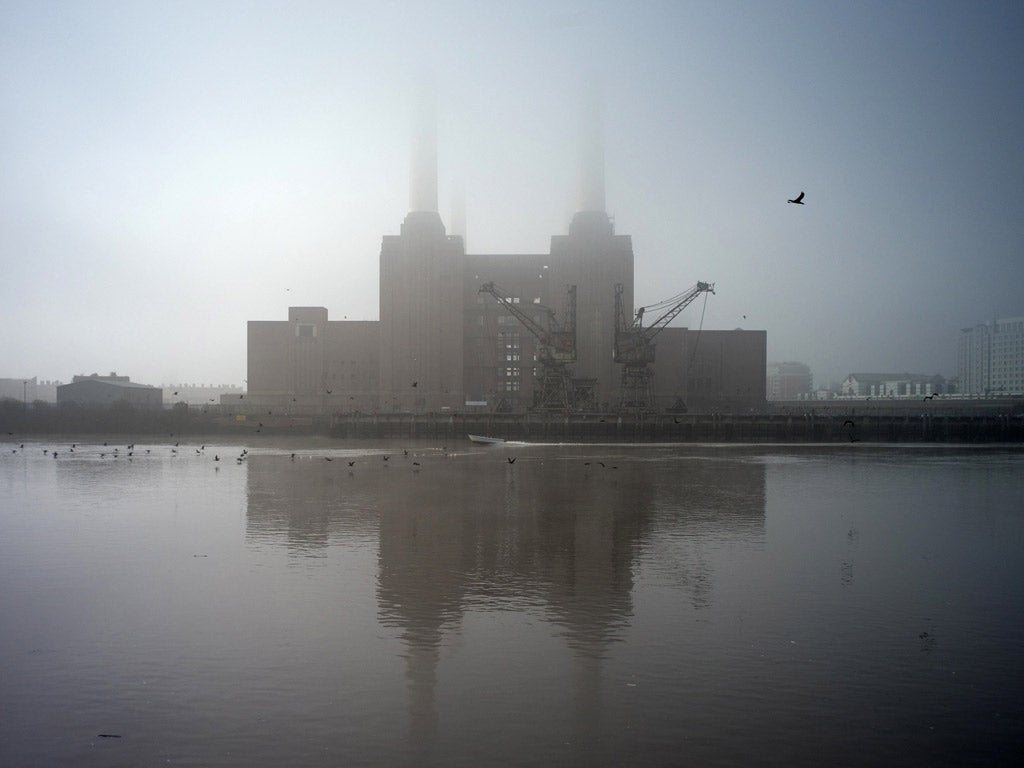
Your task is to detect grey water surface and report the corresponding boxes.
[2,440,1022,767]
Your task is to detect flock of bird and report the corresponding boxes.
[2,433,638,475]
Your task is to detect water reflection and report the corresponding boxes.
[244,447,767,760]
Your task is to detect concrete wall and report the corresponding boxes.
[651,328,767,411]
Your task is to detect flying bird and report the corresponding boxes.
[348,460,355,467]
[787,191,805,205]
[507,456,516,464]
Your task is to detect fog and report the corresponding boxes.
[2,1,1021,389]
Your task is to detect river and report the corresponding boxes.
[2,439,1022,766]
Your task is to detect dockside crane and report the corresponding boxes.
[479,282,578,411]
[614,281,715,411]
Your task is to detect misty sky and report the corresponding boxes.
[2,1,1022,389]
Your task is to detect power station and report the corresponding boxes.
[246,97,765,415]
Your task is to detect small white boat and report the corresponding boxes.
[468,434,505,445]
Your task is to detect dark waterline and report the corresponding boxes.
[2,440,1022,766]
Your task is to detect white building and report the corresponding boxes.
[840,373,946,399]
[958,317,1024,394]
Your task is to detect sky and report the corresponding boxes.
[2,0,1022,390]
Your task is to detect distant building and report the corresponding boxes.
[164,382,243,407]
[766,362,813,400]
[57,372,162,409]
[958,317,1024,394]
[840,373,946,399]
[0,377,61,404]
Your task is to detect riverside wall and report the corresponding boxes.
[4,398,1022,443]
[329,409,1024,443]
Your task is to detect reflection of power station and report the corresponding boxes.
[242,451,767,760]
[614,281,715,411]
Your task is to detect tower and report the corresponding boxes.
[547,84,634,409]
[379,89,465,412]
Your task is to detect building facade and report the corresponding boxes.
[766,362,813,401]
[840,373,947,399]
[958,317,1024,395]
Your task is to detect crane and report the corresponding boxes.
[479,282,578,411]
[614,281,715,411]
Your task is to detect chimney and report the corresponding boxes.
[577,80,605,214]
[450,177,466,246]
[409,86,438,214]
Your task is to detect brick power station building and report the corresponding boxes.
[246,98,765,415]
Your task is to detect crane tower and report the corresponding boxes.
[479,282,581,411]
[614,281,715,411]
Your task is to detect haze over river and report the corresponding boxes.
[2,439,1022,767]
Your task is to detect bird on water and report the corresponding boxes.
[787,191,805,205]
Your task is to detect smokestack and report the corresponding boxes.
[450,177,466,246]
[410,87,438,213]
[577,80,605,213]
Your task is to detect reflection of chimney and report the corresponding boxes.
[577,81,605,214]
[410,88,438,214]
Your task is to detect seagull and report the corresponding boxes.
[788,191,805,204]
[507,456,516,464]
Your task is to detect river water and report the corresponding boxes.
[1,439,1022,767]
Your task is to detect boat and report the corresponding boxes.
[468,434,505,445]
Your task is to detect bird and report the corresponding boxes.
[325,457,333,462]
[411,381,418,388]
[787,191,805,205]
[347,460,355,467]
[507,456,516,464]
[382,455,390,461]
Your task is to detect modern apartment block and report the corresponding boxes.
[958,317,1024,394]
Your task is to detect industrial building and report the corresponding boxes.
[57,373,162,409]
[246,98,766,415]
